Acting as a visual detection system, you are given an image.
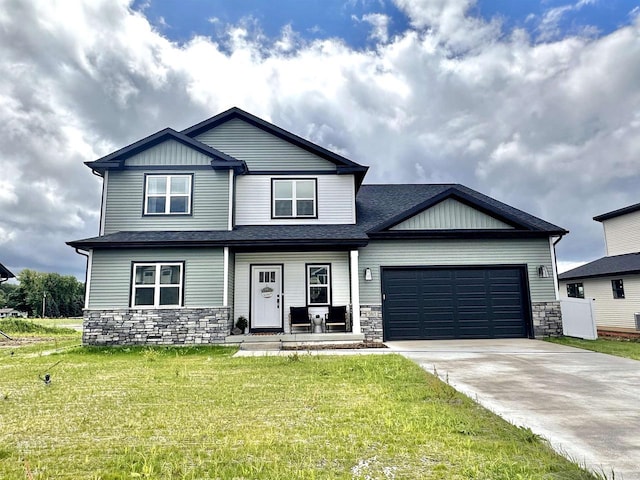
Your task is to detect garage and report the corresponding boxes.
[382,267,531,340]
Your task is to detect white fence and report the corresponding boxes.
[560,298,598,340]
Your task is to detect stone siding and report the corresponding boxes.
[83,308,232,346]
[531,301,563,338]
[360,304,383,343]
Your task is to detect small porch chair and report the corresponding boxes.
[289,306,312,333]
[325,305,348,332]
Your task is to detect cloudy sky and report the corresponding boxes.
[1,0,639,281]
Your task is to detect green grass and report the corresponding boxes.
[0,318,78,335]
[27,317,83,330]
[0,342,598,479]
[546,336,640,360]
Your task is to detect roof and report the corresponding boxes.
[85,128,246,175]
[357,184,567,236]
[558,252,640,280]
[593,202,640,222]
[68,183,567,250]
[0,263,15,280]
[181,107,369,187]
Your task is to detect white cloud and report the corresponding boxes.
[0,0,639,278]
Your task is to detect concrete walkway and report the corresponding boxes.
[386,339,640,479]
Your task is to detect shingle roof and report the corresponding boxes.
[558,252,640,280]
[68,183,566,250]
[0,263,15,280]
[593,202,640,222]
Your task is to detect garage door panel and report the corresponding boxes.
[383,267,529,340]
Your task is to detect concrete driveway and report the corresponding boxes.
[385,339,640,479]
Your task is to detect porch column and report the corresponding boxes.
[350,249,361,334]
[223,247,229,307]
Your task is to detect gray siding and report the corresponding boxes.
[234,251,350,332]
[235,174,355,225]
[602,210,640,256]
[103,169,229,234]
[195,118,337,171]
[88,248,225,309]
[560,276,640,330]
[125,140,213,166]
[391,198,514,230]
[359,238,556,304]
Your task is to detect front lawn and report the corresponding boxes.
[0,342,597,479]
[546,336,640,361]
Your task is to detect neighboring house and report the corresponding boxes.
[559,203,640,332]
[0,262,15,284]
[0,308,27,319]
[68,107,567,345]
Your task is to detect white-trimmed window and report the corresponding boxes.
[307,264,330,305]
[132,263,183,307]
[272,179,317,218]
[612,279,625,299]
[145,175,192,215]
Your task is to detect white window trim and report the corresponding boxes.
[272,179,317,218]
[131,262,184,308]
[144,174,192,215]
[307,264,330,306]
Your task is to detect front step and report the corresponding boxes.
[240,341,282,351]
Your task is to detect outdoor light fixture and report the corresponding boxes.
[364,268,373,281]
[538,265,550,278]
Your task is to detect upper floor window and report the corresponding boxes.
[145,175,192,215]
[611,279,625,299]
[132,262,183,308]
[566,283,584,299]
[272,179,317,218]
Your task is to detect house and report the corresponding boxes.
[68,107,567,345]
[559,203,640,332]
[0,262,14,284]
[0,308,27,319]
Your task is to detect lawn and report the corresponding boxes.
[546,336,640,361]
[0,338,598,479]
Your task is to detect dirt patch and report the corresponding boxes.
[0,336,60,348]
[597,329,640,340]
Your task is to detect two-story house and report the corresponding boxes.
[559,203,640,332]
[68,107,567,345]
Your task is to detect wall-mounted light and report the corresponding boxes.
[364,267,373,281]
[538,265,550,278]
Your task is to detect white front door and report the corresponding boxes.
[250,265,283,331]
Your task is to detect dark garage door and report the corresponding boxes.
[382,267,530,340]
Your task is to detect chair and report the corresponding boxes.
[325,305,348,332]
[289,306,311,333]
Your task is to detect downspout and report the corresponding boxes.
[75,248,91,310]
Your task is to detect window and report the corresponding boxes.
[272,179,317,218]
[566,283,584,299]
[612,279,625,299]
[145,175,192,215]
[132,263,183,307]
[307,264,330,305]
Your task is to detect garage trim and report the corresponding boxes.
[381,265,534,341]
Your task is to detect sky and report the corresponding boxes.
[1,0,640,282]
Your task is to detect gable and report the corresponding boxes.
[124,139,214,167]
[194,118,337,171]
[390,198,515,230]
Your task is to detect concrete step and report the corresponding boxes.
[240,341,282,351]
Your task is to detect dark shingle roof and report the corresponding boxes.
[558,252,640,280]
[0,263,15,280]
[593,202,640,222]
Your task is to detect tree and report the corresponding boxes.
[14,269,85,317]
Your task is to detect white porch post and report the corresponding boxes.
[223,247,229,307]
[350,249,361,334]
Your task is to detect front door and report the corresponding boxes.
[250,265,283,331]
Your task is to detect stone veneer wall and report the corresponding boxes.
[531,301,563,338]
[83,308,232,346]
[360,301,562,342]
[360,305,383,343]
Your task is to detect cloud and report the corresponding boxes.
[0,0,638,279]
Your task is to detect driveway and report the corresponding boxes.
[385,339,640,479]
